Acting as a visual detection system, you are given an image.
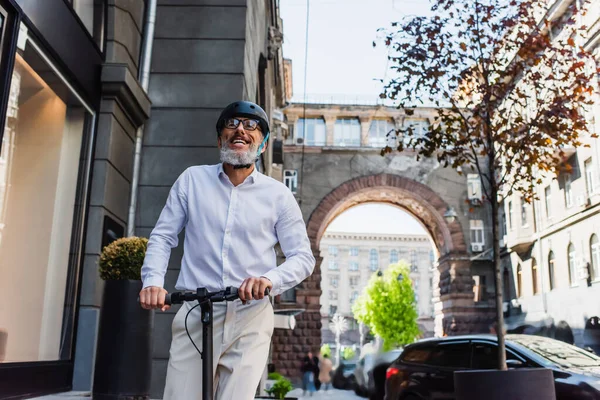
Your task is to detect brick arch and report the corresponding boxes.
[306,173,467,256]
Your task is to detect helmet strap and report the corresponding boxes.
[256,132,270,158]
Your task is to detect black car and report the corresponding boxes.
[385,334,600,400]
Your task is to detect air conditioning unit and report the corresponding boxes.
[296,137,304,145]
[471,243,484,253]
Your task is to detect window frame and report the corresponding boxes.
[283,169,298,193]
[590,234,600,282]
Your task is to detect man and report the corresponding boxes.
[139,101,315,399]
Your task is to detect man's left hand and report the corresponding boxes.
[239,276,272,304]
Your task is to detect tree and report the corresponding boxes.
[352,262,420,350]
[320,343,331,358]
[377,0,597,369]
[342,346,356,360]
[329,313,348,366]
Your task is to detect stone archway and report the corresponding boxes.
[271,173,493,380]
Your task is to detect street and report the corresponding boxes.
[288,388,363,400]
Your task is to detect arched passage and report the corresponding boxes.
[271,173,494,380]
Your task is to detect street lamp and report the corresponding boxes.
[444,207,457,224]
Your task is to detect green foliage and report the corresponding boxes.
[268,372,284,381]
[320,343,331,358]
[342,346,356,360]
[265,377,293,399]
[99,237,148,281]
[353,262,420,350]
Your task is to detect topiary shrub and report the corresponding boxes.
[99,236,148,281]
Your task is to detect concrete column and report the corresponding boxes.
[359,116,371,147]
[325,115,336,146]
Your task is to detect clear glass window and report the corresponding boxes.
[0,33,94,362]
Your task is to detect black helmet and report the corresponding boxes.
[216,101,270,137]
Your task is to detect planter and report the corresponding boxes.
[454,368,555,400]
[93,279,153,400]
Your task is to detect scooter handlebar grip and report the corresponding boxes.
[165,293,172,306]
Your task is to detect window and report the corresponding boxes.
[349,247,359,256]
[591,235,600,281]
[532,258,539,295]
[564,174,573,208]
[329,276,339,288]
[503,269,510,300]
[0,34,95,362]
[585,158,596,196]
[329,291,338,300]
[68,0,105,50]
[403,119,429,145]
[390,250,399,264]
[520,197,528,226]
[568,243,578,286]
[502,213,507,237]
[333,118,361,146]
[283,170,298,193]
[470,220,485,245]
[471,342,524,369]
[349,276,359,286]
[369,249,378,271]
[426,342,471,368]
[350,291,359,304]
[329,305,337,315]
[280,288,296,303]
[410,250,418,272]
[467,174,482,201]
[517,264,522,297]
[548,251,556,290]
[349,261,359,271]
[508,201,514,229]
[328,246,338,256]
[296,118,326,146]
[369,119,396,147]
[328,259,339,270]
[401,347,431,364]
[545,186,552,218]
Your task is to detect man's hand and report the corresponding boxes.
[239,277,272,304]
[139,286,170,311]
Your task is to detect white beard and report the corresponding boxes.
[220,139,259,166]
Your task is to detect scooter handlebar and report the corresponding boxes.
[165,287,270,306]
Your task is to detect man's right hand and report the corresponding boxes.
[139,286,170,311]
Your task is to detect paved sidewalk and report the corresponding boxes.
[288,388,363,399]
[32,388,362,399]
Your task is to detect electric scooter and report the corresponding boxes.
[164,286,270,400]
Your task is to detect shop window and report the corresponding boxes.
[68,0,105,50]
[0,32,94,362]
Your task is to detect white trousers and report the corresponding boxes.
[163,297,274,400]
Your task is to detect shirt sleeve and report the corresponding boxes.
[262,191,315,296]
[140,169,190,289]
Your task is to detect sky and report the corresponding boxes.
[280,0,432,103]
[326,203,428,236]
[280,0,432,236]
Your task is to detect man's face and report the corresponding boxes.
[218,117,265,166]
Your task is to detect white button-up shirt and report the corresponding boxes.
[141,163,315,296]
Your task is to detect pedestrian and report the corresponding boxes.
[312,351,321,391]
[301,351,317,396]
[138,100,316,400]
[318,353,333,391]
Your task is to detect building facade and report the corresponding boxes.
[269,102,498,379]
[0,1,287,398]
[503,0,600,352]
[319,231,436,346]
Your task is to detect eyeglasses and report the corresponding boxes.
[224,118,261,131]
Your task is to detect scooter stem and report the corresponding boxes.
[201,300,213,400]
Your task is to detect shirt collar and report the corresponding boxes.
[217,163,259,185]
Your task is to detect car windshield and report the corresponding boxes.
[509,335,600,368]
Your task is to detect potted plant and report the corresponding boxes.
[256,373,297,400]
[264,376,293,399]
[93,236,153,400]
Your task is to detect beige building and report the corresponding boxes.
[502,0,600,351]
[319,231,436,345]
